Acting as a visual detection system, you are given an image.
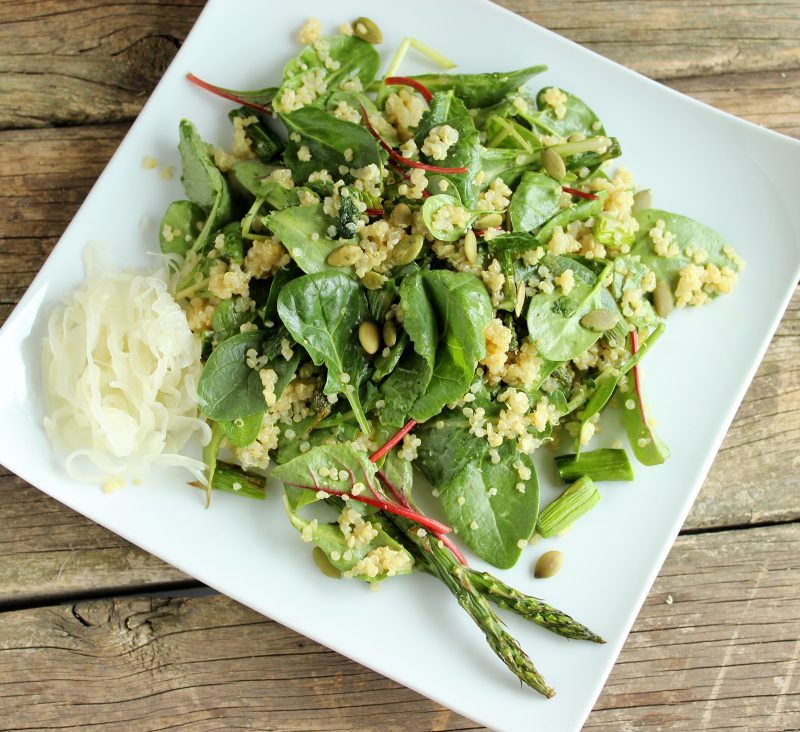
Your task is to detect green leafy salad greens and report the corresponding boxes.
[161,16,744,697]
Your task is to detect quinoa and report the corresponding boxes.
[421,125,459,160]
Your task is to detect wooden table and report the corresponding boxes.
[1,2,798,729]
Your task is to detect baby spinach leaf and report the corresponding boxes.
[372,331,408,382]
[526,256,612,361]
[408,270,493,422]
[260,264,300,324]
[478,147,539,191]
[406,65,547,108]
[197,331,267,421]
[277,272,371,434]
[281,106,383,183]
[229,160,301,209]
[276,35,380,113]
[275,444,378,512]
[378,270,492,424]
[178,119,232,252]
[415,394,539,569]
[326,91,401,147]
[536,190,607,244]
[422,194,491,242]
[212,297,252,342]
[441,445,538,569]
[509,172,561,232]
[529,87,604,139]
[400,272,439,365]
[266,204,347,275]
[159,200,205,256]
[378,351,433,427]
[228,107,283,162]
[610,256,660,328]
[220,412,263,448]
[629,209,742,288]
[415,401,486,486]
[488,231,543,258]
[286,502,413,582]
[414,91,481,208]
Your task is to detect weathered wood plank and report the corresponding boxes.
[499,0,800,80]
[1,0,799,128]
[586,522,800,730]
[0,523,796,731]
[668,68,800,140]
[0,1,201,129]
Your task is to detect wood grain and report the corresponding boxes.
[1,1,799,128]
[500,0,800,80]
[0,523,797,731]
[0,1,201,129]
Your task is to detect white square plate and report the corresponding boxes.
[2,1,799,730]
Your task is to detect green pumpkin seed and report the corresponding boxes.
[389,202,412,228]
[534,550,563,579]
[514,282,527,317]
[632,189,653,213]
[327,244,362,267]
[383,319,397,348]
[391,233,424,265]
[580,308,618,332]
[463,229,478,264]
[361,270,386,290]
[653,280,674,318]
[473,212,503,229]
[541,148,566,180]
[353,17,382,44]
[312,547,342,579]
[358,320,381,355]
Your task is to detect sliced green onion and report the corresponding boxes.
[554,449,634,483]
[384,37,411,78]
[537,476,600,538]
[409,38,456,69]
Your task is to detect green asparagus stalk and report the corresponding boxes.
[466,570,605,643]
[555,448,634,483]
[392,516,555,698]
[192,460,266,500]
[537,476,600,537]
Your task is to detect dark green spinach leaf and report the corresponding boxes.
[266,204,347,275]
[281,106,383,184]
[414,91,481,208]
[275,35,380,113]
[406,65,547,108]
[509,172,561,232]
[526,256,612,361]
[629,209,742,289]
[178,119,232,252]
[197,331,266,421]
[159,200,206,257]
[277,272,371,434]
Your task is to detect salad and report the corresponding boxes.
[147,16,743,696]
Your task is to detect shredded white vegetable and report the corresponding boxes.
[43,253,209,485]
